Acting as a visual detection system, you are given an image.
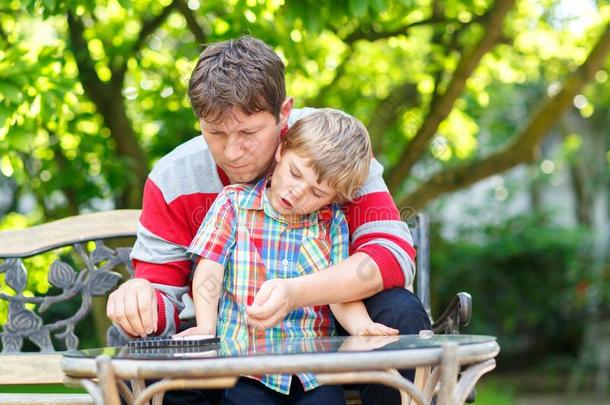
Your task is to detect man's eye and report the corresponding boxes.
[241,130,256,135]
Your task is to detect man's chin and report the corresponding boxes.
[227,173,259,184]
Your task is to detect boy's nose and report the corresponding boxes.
[290,184,307,201]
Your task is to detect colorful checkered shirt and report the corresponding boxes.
[186,176,349,394]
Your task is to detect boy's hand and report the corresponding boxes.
[357,322,399,336]
[246,279,296,328]
[174,326,215,338]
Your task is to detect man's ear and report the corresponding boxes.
[278,97,294,128]
[275,143,283,163]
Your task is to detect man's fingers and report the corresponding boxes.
[124,293,146,337]
[152,291,158,333]
[110,295,137,337]
[137,290,154,335]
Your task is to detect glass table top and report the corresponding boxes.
[65,334,495,361]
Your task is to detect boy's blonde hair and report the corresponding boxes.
[281,109,372,203]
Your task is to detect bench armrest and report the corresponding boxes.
[431,292,472,334]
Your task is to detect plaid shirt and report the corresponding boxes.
[187,176,349,394]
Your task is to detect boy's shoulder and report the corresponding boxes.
[218,182,259,207]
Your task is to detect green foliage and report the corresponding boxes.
[431,213,592,368]
[1,0,607,216]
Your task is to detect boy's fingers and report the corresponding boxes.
[250,282,274,309]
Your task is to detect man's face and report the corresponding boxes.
[200,101,291,184]
[268,148,337,219]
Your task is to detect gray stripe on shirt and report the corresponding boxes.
[355,159,389,197]
[351,220,414,247]
[130,223,189,264]
[149,136,224,204]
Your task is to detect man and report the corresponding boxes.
[107,36,430,405]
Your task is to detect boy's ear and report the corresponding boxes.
[278,97,294,129]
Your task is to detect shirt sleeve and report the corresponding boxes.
[343,158,417,289]
[186,188,237,267]
[329,206,350,266]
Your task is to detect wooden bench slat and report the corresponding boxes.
[0,394,93,405]
[0,354,66,385]
[0,210,141,258]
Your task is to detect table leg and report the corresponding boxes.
[422,366,440,403]
[133,377,238,405]
[454,359,496,404]
[317,370,427,405]
[96,355,121,405]
[437,343,459,405]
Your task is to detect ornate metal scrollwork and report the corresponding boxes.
[0,241,133,353]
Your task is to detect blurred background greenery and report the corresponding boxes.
[1,0,609,402]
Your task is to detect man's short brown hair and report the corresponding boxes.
[188,36,286,124]
[281,109,372,203]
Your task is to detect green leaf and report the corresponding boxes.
[349,0,368,18]
[0,82,23,104]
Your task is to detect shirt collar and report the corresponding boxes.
[237,176,334,228]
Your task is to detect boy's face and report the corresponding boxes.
[200,100,292,184]
[268,148,337,219]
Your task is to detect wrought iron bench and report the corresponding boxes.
[0,210,471,404]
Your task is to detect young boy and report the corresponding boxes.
[177,109,398,404]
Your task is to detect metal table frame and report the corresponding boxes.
[61,338,499,405]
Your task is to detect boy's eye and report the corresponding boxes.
[312,190,322,198]
[290,169,301,178]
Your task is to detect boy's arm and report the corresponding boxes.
[330,301,398,336]
[175,259,224,336]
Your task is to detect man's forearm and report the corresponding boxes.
[289,252,384,307]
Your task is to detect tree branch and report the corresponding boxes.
[385,0,517,192]
[175,0,207,45]
[67,12,109,107]
[367,82,419,155]
[397,22,610,211]
[132,0,177,54]
[305,46,354,107]
[344,16,483,44]
[67,11,149,208]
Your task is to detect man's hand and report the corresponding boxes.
[106,278,158,338]
[246,279,296,329]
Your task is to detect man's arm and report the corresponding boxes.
[107,178,193,338]
[247,252,381,328]
[247,158,416,328]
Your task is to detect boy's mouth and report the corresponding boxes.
[280,197,293,208]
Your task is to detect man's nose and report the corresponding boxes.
[224,136,245,161]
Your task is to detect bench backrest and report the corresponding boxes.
[0,210,430,353]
